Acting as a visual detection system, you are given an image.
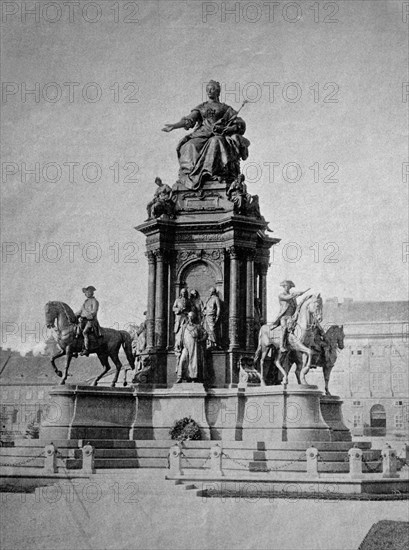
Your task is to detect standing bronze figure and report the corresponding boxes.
[75,286,101,356]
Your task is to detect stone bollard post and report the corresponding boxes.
[81,442,95,474]
[210,444,223,476]
[44,443,58,474]
[348,446,363,478]
[169,443,183,476]
[382,443,399,478]
[306,447,319,478]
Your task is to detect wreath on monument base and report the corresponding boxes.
[169,416,202,441]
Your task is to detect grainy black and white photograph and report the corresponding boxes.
[1,1,408,549]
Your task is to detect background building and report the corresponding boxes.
[0,347,100,440]
[308,298,409,441]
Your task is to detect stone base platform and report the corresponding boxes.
[3,381,398,494]
[39,383,345,444]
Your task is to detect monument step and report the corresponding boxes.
[65,457,168,469]
[73,449,140,459]
[0,448,77,459]
[79,439,138,448]
[252,449,381,462]
[248,460,382,474]
[16,439,81,448]
[194,478,409,497]
[0,457,45,468]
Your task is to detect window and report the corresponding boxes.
[392,372,405,392]
[353,401,362,407]
[37,390,44,400]
[353,414,362,427]
[26,390,32,400]
[394,414,404,430]
[36,409,42,423]
[1,391,8,401]
[12,409,18,424]
[371,373,384,391]
[351,374,366,392]
[14,390,19,400]
[370,404,386,428]
[357,350,362,355]
[25,410,35,423]
[394,401,403,407]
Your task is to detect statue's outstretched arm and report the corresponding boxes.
[162,110,200,133]
[162,119,187,132]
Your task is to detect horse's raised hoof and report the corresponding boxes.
[59,379,66,385]
[123,381,128,387]
[110,383,116,388]
[92,380,98,387]
[55,370,63,377]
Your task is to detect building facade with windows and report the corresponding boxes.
[308,299,409,440]
[0,347,99,440]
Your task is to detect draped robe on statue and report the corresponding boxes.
[178,322,208,380]
[176,102,250,190]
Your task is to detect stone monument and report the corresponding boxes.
[135,79,279,388]
[18,79,405,501]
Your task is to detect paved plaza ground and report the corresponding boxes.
[1,470,408,550]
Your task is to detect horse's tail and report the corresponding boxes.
[120,330,135,370]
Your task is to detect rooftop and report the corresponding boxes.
[324,298,408,324]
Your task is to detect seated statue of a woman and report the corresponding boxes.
[162,80,250,190]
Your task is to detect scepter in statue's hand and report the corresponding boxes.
[217,99,249,135]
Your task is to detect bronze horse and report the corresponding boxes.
[45,301,135,387]
[278,325,345,395]
[254,294,323,385]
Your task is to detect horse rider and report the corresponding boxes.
[270,280,310,352]
[75,285,101,356]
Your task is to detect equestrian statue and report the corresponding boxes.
[254,280,344,394]
[45,286,135,387]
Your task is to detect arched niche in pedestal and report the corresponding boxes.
[177,258,223,300]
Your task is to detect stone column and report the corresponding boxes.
[259,264,268,323]
[228,246,240,349]
[154,249,167,349]
[146,251,156,350]
[245,250,255,351]
[167,252,176,349]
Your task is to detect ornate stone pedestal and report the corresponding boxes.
[39,385,136,440]
[206,384,332,443]
[135,181,279,388]
[130,383,211,440]
[40,383,337,444]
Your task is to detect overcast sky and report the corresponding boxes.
[1,0,408,353]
